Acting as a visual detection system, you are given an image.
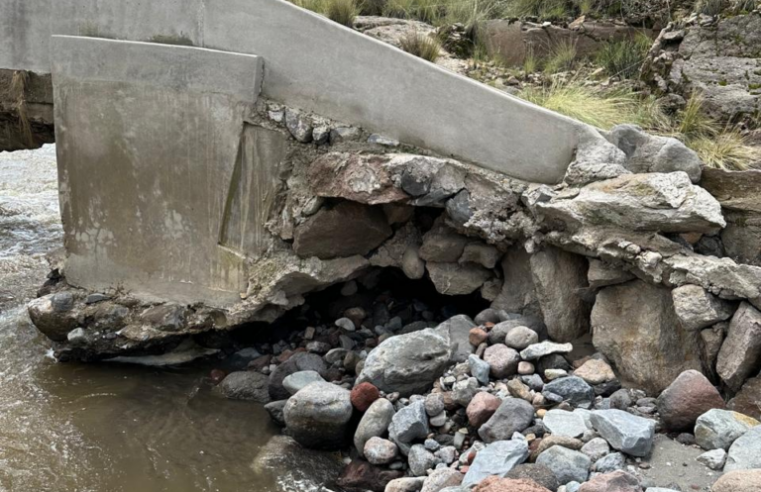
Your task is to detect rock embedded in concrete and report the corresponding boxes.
[656,369,725,431]
[590,409,655,457]
[357,328,452,396]
[717,302,761,391]
[478,398,535,443]
[694,409,759,451]
[535,445,591,484]
[462,439,529,486]
[519,342,573,361]
[293,201,393,259]
[530,246,591,342]
[283,381,353,449]
[725,425,761,471]
[671,284,735,331]
[354,398,395,458]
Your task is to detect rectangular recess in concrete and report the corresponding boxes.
[51,36,266,305]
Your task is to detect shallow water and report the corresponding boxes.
[0,145,309,492]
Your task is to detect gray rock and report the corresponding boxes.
[215,371,270,403]
[694,409,758,451]
[468,354,490,385]
[264,400,288,426]
[408,444,436,476]
[452,377,479,407]
[436,315,476,363]
[335,317,356,332]
[460,242,501,269]
[671,284,735,331]
[581,437,610,462]
[530,246,591,342]
[587,259,634,289]
[462,439,529,486]
[285,108,313,143]
[592,451,626,473]
[505,326,539,350]
[283,381,353,449]
[269,352,327,400]
[520,341,573,361]
[483,344,520,379]
[478,398,535,443]
[505,463,560,491]
[385,477,426,492]
[542,377,594,406]
[697,448,727,470]
[717,302,761,391]
[725,425,761,471]
[420,468,463,492]
[329,125,361,143]
[358,327,453,396]
[389,400,429,453]
[354,398,396,457]
[590,410,655,457]
[282,370,325,395]
[536,445,591,484]
[425,393,445,417]
[364,437,398,465]
[367,133,399,147]
[427,262,491,296]
[544,409,588,438]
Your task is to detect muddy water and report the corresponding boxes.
[0,146,307,492]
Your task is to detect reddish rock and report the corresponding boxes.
[712,469,761,492]
[578,471,640,492]
[467,392,502,428]
[248,354,272,371]
[351,382,381,412]
[728,375,761,421]
[470,328,489,346]
[656,369,725,431]
[336,460,403,492]
[472,476,551,492]
[210,369,227,385]
[277,350,294,363]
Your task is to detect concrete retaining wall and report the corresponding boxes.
[0,0,606,184]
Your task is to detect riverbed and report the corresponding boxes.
[0,145,307,492]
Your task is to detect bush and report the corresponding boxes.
[399,31,442,62]
[595,34,652,79]
[325,0,358,26]
[542,39,577,74]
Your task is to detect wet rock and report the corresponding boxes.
[656,369,725,431]
[408,444,436,476]
[27,293,79,341]
[437,315,476,363]
[725,425,761,471]
[283,370,325,395]
[293,201,392,259]
[590,410,655,457]
[533,172,725,233]
[695,409,759,451]
[573,359,615,385]
[505,463,560,492]
[467,392,502,428]
[578,470,640,492]
[355,398,395,458]
[542,377,594,406]
[337,459,403,492]
[591,280,703,394]
[483,344,520,379]
[214,371,270,403]
[587,259,634,289]
[530,246,591,343]
[427,262,491,296]
[711,469,761,492]
[697,448,726,470]
[472,476,552,492]
[728,375,761,421]
[389,400,429,453]
[269,352,327,400]
[264,400,287,426]
[671,284,735,331]
[351,382,380,412]
[505,326,539,351]
[591,452,625,473]
[543,410,588,438]
[358,327,452,396]
[478,398,535,443]
[536,445,591,484]
[284,381,353,449]
[253,435,343,488]
[520,342,573,361]
[364,437,398,465]
[462,439,530,486]
[717,302,761,391]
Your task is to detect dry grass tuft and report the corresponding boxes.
[688,131,756,170]
[595,33,652,79]
[399,31,442,62]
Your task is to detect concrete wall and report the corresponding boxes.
[52,36,267,304]
[0,0,607,184]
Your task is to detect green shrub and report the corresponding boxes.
[399,31,442,62]
[543,39,577,74]
[677,94,721,138]
[325,0,358,26]
[595,34,652,79]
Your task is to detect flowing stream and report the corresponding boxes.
[0,145,308,492]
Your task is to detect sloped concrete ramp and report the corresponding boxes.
[1,0,605,183]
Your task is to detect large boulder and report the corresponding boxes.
[27,293,80,341]
[478,398,535,443]
[357,328,453,396]
[293,201,392,259]
[671,285,735,331]
[491,246,540,316]
[712,469,761,492]
[728,375,761,421]
[590,410,655,457]
[591,280,703,394]
[725,425,761,471]
[283,382,354,449]
[462,439,529,487]
[716,302,761,391]
[533,172,725,233]
[656,370,725,431]
[694,409,759,451]
[530,246,591,342]
[214,371,270,403]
